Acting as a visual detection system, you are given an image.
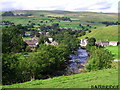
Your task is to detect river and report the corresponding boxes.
[67,47,88,74]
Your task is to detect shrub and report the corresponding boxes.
[85,46,113,71]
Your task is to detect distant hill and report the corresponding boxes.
[2,68,118,88]
[78,25,119,41]
[1,10,118,22]
[1,10,118,29]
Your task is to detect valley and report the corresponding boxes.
[1,10,119,88]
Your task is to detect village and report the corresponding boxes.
[24,36,119,49]
[80,39,119,47]
[24,36,58,48]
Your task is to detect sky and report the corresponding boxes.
[0,0,119,13]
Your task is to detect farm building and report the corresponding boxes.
[95,41,109,47]
[24,36,39,48]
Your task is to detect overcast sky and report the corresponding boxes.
[0,0,119,13]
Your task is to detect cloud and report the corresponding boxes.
[0,0,119,13]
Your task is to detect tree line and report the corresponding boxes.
[2,11,32,16]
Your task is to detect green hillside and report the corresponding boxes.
[2,68,118,88]
[2,10,118,28]
[78,25,119,41]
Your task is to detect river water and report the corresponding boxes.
[67,47,88,74]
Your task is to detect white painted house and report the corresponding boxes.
[48,38,53,42]
[109,41,118,46]
[80,39,87,47]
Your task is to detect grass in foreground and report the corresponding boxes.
[2,68,118,88]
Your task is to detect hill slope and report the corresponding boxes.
[3,68,118,88]
[78,25,119,41]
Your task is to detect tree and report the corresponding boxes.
[2,54,19,84]
[29,45,57,77]
[2,11,14,16]
[2,26,25,53]
[25,46,32,52]
[79,24,82,26]
[38,35,48,44]
[54,31,79,50]
[88,30,91,33]
[78,31,86,37]
[85,46,113,71]
[17,57,39,81]
[52,23,59,29]
[35,44,71,76]
[87,38,96,46]
[86,38,96,51]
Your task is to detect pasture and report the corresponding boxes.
[2,10,118,28]
[2,68,118,88]
[78,25,119,41]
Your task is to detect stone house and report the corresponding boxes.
[95,41,109,47]
[24,36,39,48]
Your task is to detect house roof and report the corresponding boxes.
[101,41,109,43]
[24,36,39,48]
[95,41,109,46]
[96,41,108,44]
[31,36,39,41]
[95,41,101,44]
[24,40,36,45]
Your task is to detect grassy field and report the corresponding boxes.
[78,25,119,41]
[2,68,118,88]
[2,16,103,28]
[2,10,118,28]
[104,46,120,59]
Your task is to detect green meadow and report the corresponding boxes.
[105,46,120,59]
[2,10,118,28]
[2,68,118,88]
[78,25,119,41]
